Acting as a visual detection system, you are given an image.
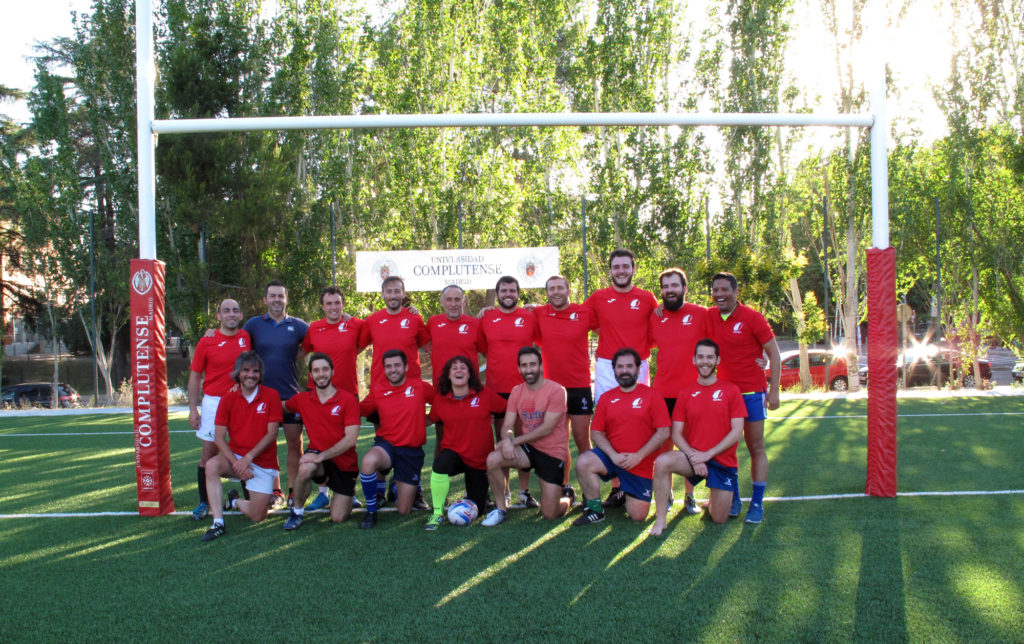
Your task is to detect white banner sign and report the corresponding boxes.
[356,247,560,292]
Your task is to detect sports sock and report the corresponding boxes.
[361,473,379,513]
[377,479,387,495]
[586,498,602,514]
[751,481,766,506]
[319,485,329,495]
[430,471,450,516]
[731,476,741,502]
[197,466,208,504]
[293,507,304,516]
[212,518,224,527]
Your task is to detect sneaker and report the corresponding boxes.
[602,487,626,508]
[191,502,209,521]
[359,512,378,530]
[305,492,330,512]
[481,508,508,526]
[412,488,430,511]
[744,502,764,524]
[572,508,605,526]
[518,490,540,509]
[287,493,295,508]
[684,494,701,516]
[562,486,576,507]
[201,523,225,542]
[425,514,444,531]
[270,490,287,510]
[283,510,303,531]
[224,488,240,512]
[730,493,742,518]
[376,492,388,509]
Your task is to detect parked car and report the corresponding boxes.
[1013,360,1023,384]
[767,349,851,392]
[859,345,991,389]
[1,382,81,408]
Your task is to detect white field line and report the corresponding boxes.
[2,489,1022,519]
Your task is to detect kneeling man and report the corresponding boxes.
[650,339,746,533]
[573,347,670,526]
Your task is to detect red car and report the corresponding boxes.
[767,349,851,392]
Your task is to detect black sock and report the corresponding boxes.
[242,486,251,501]
[197,466,208,504]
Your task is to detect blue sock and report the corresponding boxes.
[361,473,379,514]
[751,481,766,506]
[731,475,741,501]
[377,478,387,495]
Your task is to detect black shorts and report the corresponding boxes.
[306,449,356,496]
[491,392,511,421]
[522,444,565,486]
[281,410,302,426]
[663,397,677,416]
[433,449,489,511]
[566,387,595,416]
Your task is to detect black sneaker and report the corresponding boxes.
[572,508,605,526]
[518,490,540,508]
[562,486,577,507]
[412,488,429,511]
[202,523,225,541]
[602,487,626,508]
[224,488,240,512]
[359,512,378,530]
[376,492,388,509]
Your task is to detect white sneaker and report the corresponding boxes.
[481,508,508,527]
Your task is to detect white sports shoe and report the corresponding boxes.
[481,508,508,527]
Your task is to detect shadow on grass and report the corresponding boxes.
[853,497,907,642]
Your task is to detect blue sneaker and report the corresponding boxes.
[305,492,330,511]
[283,510,303,531]
[191,502,209,521]
[730,493,742,518]
[744,502,764,524]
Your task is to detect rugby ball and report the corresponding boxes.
[447,499,479,526]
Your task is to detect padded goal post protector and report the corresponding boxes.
[865,247,898,497]
[130,259,175,515]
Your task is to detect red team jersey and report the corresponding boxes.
[591,383,671,478]
[359,308,429,390]
[359,380,436,448]
[672,379,747,469]
[428,387,506,469]
[215,385,283,470]
[190,330,251,396]
[649,303,710,399]
[584,286,659,360]
[286,389,361,471]
[533,302,596,389]
[506,380,568,461]
[302,317,366,395]
[478,307,537,394]
[706,303,775,393]
[427,314,484,384]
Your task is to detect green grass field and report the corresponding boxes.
[2,396,1023,642]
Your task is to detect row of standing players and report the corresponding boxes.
[187,249,781,541]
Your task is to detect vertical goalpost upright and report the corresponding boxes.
[130,0,897,516]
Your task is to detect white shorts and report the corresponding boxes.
[594,357,650,404]
[231,454,278,495]
[195,395,221,442]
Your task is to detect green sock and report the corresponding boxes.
[586,498,603,513]
[430,471,450,516]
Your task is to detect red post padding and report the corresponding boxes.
[130,259,175,515]
[865,247,898,496]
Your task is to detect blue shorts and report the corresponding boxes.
[686,459,738,492]
[372,438,425,486]
[743,391,767,422]
[592,448,653,503]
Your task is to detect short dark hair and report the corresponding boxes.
[437,355,483,396]
[232,351,264,383]
[496,275,520,292]
[517,345,542,365]
[320,286,344,305]
[659,267,687,289]
[382,275,406,291]
[545,275,569,290]
[711,272,738,290]
[381,348,407,366]
[608,249,635,268]
[265,280,287,296]
[695,338,719,357]
[308,352,334,371]
[612,347,641,368]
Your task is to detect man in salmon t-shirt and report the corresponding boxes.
[481,346,573,526]
[705,272,780,525]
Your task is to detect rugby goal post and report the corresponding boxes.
[130,0,897,516]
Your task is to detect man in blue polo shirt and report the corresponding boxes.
[243,280,309,509]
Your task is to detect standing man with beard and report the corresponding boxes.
[650,339,746,532]
[706,272,781,524]
[572,348,671,526]
[648,268,710,515]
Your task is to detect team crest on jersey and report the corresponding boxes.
[569,312,579,321]
[257,402,267,414]
[630,298,640,310]
[631,397,643,409]
[404,386,415,397]
[514,317,525,327]
[732,322,744,333]
[239,337,247,347]
[400,319,410,329]
[287,325,295,332]
[458,324,470,334]
[712,390,724,401]
[331,405,342,415]
[338,322,347,332]
[682,314,693,325]
[470,397,480,407]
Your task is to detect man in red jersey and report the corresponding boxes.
[187,298,251,521]
[650,339,746,533]
[357,349,435,529]
[584,249,658,509]
[359,276,430,397]
[281,353,361,530]
[534,275,597,498]
[201,352,283,542]
[481,347,573,526]
[573,348,671,526]
[648,268,710,515]
[478,275,539,507]
[706,272,780,524]
[300,286,366,512]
